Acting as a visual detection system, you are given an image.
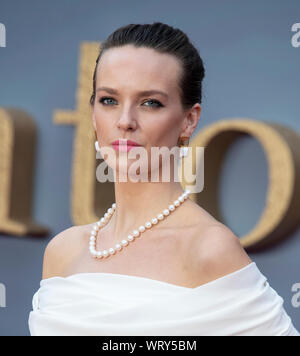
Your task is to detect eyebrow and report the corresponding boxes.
[96,86,169,99]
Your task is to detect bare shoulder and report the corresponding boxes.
[41,223,94,280]
[187,220,253,284]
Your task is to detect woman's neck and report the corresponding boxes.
[107,182,186,239]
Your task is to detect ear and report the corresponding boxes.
[180,103,201,138]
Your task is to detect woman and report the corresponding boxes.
[28,22,299,336]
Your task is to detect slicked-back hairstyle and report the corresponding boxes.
[90,22,205,111]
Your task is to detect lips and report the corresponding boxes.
[112,139,142,152]
[112,139,141,146]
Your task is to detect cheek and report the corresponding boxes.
[94,109,112,135]
[146,115,181,147]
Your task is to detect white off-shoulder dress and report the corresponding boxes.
[28,262,299,336]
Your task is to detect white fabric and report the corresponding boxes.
[28,262,299,336]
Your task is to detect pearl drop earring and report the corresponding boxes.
[179,136,190,158]
[95,140,100,152]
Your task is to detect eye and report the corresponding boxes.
[142,99,163,108]
[98,96,117,106]
[98,96,163,108]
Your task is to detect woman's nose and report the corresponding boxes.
[117,110,137,131]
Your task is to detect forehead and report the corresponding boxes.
[96,45,182,94]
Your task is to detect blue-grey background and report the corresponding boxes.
[0,0,299,336]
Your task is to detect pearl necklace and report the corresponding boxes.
[89,190,191,259]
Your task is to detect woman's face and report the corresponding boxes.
[91,44,200,179]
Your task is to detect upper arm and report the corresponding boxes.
[191,224,253,282]
[42,226,78,280]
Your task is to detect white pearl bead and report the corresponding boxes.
[109,248,115,255]
[91,230,97,236]
[139,226,146,233]
[100,218,105,224]
[174,200,180,207]
[133,230,140,237]
[89,247,96,254]
[108,208,113,215]
[96,251,103,258]
[185,190,191,195]
[145,222,152,228]
[151,218,158,225]
[115,244,122,251]
[157,214,164,220]
[163,209,170,216]
[102,250,109,257]
[89,241,95,246]
[97,221,101,227]
[104,213,108,218]
[127,234,134,241]
[169,204,175,211]
[90,236,96,241]
[179,196,184,203]
[112,203,116,209]
[121,239,128,246]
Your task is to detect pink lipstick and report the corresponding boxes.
[112,139,142,152]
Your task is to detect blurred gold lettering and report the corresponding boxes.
[0,108,48,236]
[186,120,300,250]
